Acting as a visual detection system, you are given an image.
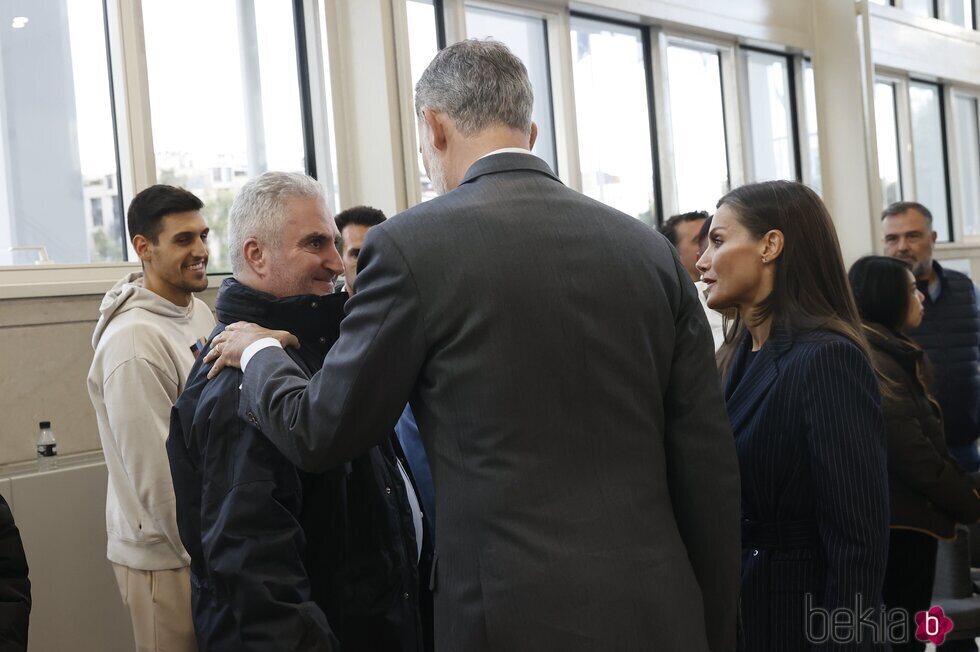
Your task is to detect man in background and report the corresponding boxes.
[660,211,724,350]
[88,185,213,652]
[882,201,980,470]
[335,205,436,531]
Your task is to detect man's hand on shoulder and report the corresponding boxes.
[205,322,300,379]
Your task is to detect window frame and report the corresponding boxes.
[736,44,804,184]
[947,86,980,243]
[567,11,663,223]
[656,32,743,218]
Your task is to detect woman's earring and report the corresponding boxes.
[762,257,768,263]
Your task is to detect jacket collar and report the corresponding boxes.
[458,152,562,188]
[724,323,793,434]
[215,278,347,346]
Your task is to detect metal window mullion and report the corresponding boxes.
[106,0,156,253]
[303,0,340,210]
[651,28,678,218]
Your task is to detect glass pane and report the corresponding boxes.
[905,0,937,17]
[909,81,951,242]
[803,60,822,195]
[464,5,558,173]
[0,1,122,265]
[666,44,729,213]
[743,50,796,183]
[954,96,980,237]
[874,81,903,208]
[570,17,655,224]
[407,0,441,203]
[869,0,891,4]
[143,0,307,273]
[941,0,975,28]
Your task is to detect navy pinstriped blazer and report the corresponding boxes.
[726,326,889,651]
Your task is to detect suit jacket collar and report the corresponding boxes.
[724,323,793,433]
[458,152,561,187]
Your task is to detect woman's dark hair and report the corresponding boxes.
[714,181,872,374]
[848,256,914,332]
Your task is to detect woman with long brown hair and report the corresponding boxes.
[696,181,889,650]
[850,255,980,652]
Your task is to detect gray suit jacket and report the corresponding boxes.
[241,153,740,651]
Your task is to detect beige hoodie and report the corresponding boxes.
[87,271,215,570]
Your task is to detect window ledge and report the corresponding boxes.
[0,263,230,300]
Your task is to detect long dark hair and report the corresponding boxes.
[848,256,914,332]
[715,181,873,375]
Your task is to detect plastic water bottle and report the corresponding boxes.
[36,421,58,472]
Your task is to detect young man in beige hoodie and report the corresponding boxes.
[88,185,214,651]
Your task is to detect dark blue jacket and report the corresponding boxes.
[726,326,889,651]
[908,261,980,447]
[168,279,431,651]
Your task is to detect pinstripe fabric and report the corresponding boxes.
[726,326,890,651]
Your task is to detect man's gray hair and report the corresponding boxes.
[228,171,325,274]
[415,38,533,136]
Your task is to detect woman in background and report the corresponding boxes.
[697,180,889,651]
[850,255,980,652]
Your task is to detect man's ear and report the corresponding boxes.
[242,238,267,277]
[528,122,538,150]
[423,109,449,152]
[133,235,152,263]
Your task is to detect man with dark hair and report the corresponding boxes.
[334,206,437,536]
[659,211,709,279]
[882,201,980,470]
[334,205,387,294]
[88,184,213,652]
[661,211,723,349]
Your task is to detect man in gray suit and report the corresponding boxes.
[207,39,740,651]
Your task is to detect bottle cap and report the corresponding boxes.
[39,421,51,429]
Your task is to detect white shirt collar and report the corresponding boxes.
[478,147,536,160]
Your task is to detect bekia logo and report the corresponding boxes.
[915,606,954,646]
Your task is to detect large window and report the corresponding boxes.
[666,43,730,213]
[143,0,309,272]
[406,0,443,202]
[0,1,122,265]
[953,95,980,238]
[874,81,903,207]
[742,49,797,183]
[464,5,558,174]
[908,81,951,241]
[570,16,656,223]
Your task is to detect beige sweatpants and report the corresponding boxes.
[111,563,198,652]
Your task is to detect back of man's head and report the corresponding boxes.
[335,206,387,241]
[415,38,533,137]
[128,185,203,244]
[881,201,933,224]
[228,171,326,275]
[659,211,709,248]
